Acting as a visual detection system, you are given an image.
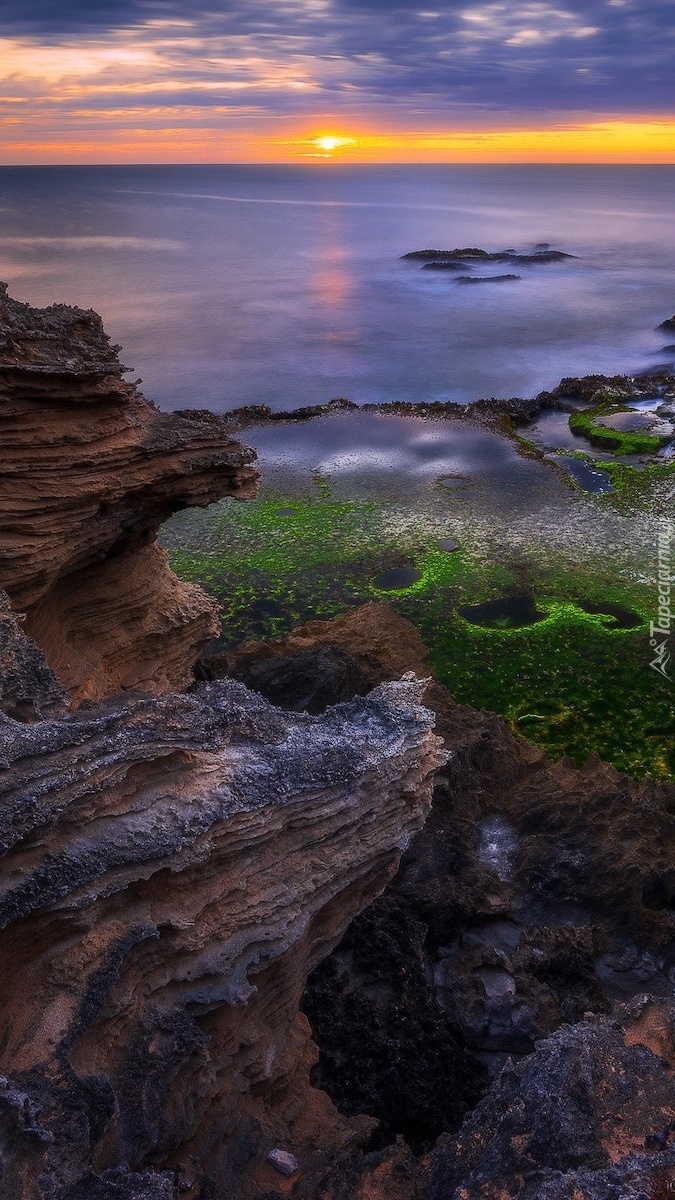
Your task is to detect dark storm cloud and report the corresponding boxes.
[0,0,186,34]
[2,0,674,113]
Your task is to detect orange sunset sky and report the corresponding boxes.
[0,1,673,163]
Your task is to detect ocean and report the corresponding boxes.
[1,163,674,413]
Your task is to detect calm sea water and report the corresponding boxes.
[1,164,674,413]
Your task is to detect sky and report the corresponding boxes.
[0,0,674,162]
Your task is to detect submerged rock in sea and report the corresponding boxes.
[456,274,521,284]
[403,248,573,264]
[0,282,258,703]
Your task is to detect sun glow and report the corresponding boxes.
[280,121,675,164]
[310,135,358,155]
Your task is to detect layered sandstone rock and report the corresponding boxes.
[0,283,257,702]
[0,636,444,1199]
[0,291,445,1199]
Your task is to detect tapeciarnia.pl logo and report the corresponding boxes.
[650,521,673,680]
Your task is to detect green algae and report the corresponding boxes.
[595,458,675,515]
[163,487,673,782]
[568,398,669,456]
[420,600,673,781]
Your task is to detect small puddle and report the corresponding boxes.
[251,597,282,616]
[578,601,642,629]
[596,411,674,436]
[373,566,422,590]
[437,474,470,491]
[438,538,460,552]
[460,593,544,629]
[554,455,613,493]
[274,507,298,517]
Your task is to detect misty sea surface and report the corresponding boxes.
[1,163,674,413]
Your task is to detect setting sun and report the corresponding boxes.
[311,135,358,154]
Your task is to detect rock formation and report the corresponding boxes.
[0,636,444,1199]
[0,283,257,703]
[219,603,675,1197]
[5,283,675,1200]
[0,288,445,1199]
[430,998,675,1200]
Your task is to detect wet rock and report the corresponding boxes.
[402,248,490,260]
[456,274,521,284]
[419,260,469,271]
[60,1165,177,1199]
[658,315,675,332]
[404,248,573,264]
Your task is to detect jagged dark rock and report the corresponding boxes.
[456,274,521,284]
[302,894,489,1152]
[430,999,675,1200]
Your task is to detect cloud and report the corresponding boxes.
[0,0,673,160]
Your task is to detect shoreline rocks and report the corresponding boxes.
[218,602,675,1197]
[3,286,675,1200]
[0,290,444,1199]
[0,283,258,703]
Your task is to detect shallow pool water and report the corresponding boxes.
[162,405,674,779]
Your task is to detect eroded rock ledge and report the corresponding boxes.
[216,603,675,1198]
[0,288,445,1199]
[0,283,258,702]
[0,610,444,1199]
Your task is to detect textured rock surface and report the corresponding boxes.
[0,290,447,1199]
[223,643,374,715]
[430,999,675,1199]
[0,585,68,720]
[0,283,258,702]
[221,602,675,1195]
[0,666,444,1199]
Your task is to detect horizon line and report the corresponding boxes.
[2,159,675,167]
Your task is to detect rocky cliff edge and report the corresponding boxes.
[0,287,445,1199]
[0,283,258,702]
